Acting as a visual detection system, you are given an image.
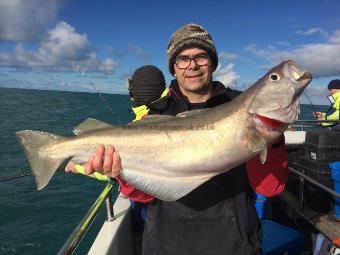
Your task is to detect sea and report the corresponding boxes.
[0,87,330,255]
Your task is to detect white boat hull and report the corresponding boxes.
[88,195,134,255]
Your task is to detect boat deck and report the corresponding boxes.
[279,190,340,244]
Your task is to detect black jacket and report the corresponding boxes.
[142,80,261,255]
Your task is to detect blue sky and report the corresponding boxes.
[1,0,340,104]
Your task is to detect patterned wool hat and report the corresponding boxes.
[128,65,166,107]
[167,23,218,75]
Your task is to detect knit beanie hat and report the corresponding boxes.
[129,65,166,107]
[328,79,340,90]
[167,23,218,75]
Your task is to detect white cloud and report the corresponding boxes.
[296,27,329,39]
[213,63,240,88]
[329,30,340,44]
[127,43,151,60]
[0,0,62,42]
[39,21,89,62]
[107,44,151,61]
[0,52,12,63]
[277,42,291,47]
[301,84,330,105]
[244,30,340,78]
[99,58,119,74]
[218,52,238,61]
[0,21,118,74]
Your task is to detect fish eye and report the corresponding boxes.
[269,73,280,81]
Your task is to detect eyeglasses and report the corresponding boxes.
[175,54,210,69]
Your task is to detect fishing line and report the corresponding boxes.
[0,169,32,183]
[74,64,122,124]
[302,92,319,120]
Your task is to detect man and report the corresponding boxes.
[314,79,340,131]
[76,23,288,255]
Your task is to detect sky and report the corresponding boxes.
[0,0,340,105]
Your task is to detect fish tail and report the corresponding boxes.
[16,130,65,190]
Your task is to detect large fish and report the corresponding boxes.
[16,60,312,201]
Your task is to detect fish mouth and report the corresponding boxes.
[295,72,312,82]
[287,60,312,84]
[250,98,300,129]
[252,113,287,132]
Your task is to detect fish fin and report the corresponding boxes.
[131,109,209,125]
[16,130,66,190]
[176,109,208,117]
[259,149,267,164]
[73,118,113,135]
[246,128,267,153]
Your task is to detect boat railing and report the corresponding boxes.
[290,119,340,131]
[57,181,117,255]
[279,166,340,245]
[288,124,312,131]
[288,166,340,211]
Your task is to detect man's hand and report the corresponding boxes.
[65,161,77,173]
[84,145,122,178]
[64,145,122,178]
[313,111,324,120]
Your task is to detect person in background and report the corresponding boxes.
[314,79,340,131]
[127,65,169,121]
[122,65,168,254]
[74,23,288,255]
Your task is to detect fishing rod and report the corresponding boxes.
[0,170,32,183]
[301,92,340,124]
[57,182,115,255]
[294,119,340,123]
[0,166,108,183]
[302,92,319,120]
[74,64,122,124]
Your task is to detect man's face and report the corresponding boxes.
[330,89,340,94]
[173,48,213,96]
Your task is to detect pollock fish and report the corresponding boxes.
[16,60,312,201]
